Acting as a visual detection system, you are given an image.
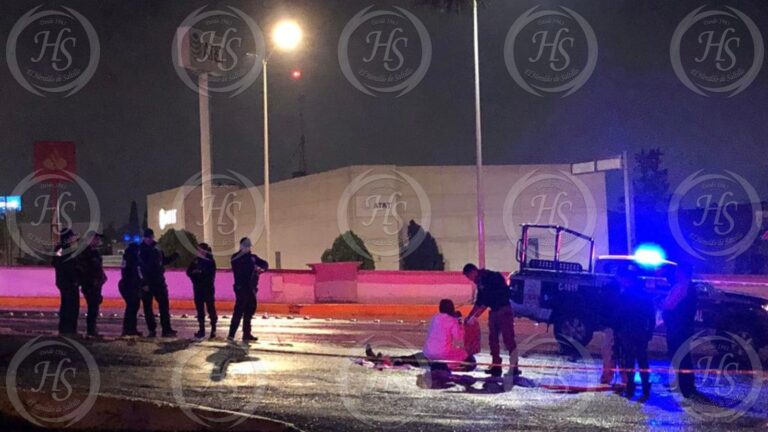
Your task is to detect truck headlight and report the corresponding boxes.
[763,304,768,313]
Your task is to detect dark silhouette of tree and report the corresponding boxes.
[633,148,670,214]
[321,231,375,270]
[158,229,197,269]
[400,220,445,271]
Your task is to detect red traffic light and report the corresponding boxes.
[291,69,302,80]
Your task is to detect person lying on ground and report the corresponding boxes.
[365,299,476,372]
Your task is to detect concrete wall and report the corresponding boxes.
[146,164,610,272]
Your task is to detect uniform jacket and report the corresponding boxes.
[138,241,176,285]
[53,243,79,287]
[120,243,143,287]
[77,246,107,287]
[230,252,268,291]
[187,254,216,291]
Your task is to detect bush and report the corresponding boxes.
[321,231,375,270]
[157,229,198,268]
[400,220,445,271]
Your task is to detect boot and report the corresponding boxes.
[194,323,205,339]
[209,323,217,340]
[640,375,651,401]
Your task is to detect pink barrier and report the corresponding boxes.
[0,267,274,301]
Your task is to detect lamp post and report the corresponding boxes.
[263,20,303,263]
[472,0,485,268]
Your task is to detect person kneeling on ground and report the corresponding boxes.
[366,299,476,372]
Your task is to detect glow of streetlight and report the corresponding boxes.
[272,21,303,51]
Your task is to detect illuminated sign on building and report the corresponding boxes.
[159,208,177,229]
[0,196,22,214]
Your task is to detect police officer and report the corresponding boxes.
[138,229,178,338]
[119,242,143,337]
[53,228,80,336]
[77,231,107,338]
[186,243,217,339]
[613,267,655,400]
[663,263,698,398]
[463,263,519,378]
[228,238,268,342]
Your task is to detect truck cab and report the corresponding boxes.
[509,224,768,360]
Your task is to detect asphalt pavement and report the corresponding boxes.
[0,309,766,431]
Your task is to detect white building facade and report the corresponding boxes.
[147,164,611,271]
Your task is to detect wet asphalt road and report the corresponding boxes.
[0,309,767,431]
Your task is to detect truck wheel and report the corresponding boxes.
[554,315,594,353]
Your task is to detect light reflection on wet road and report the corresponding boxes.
[0,310,766,431]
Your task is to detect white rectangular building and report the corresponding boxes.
[147,164,610,271]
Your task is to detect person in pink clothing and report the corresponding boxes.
[365,299,476,371]
[422,299,469,366]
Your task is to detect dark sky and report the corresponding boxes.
[1,0,767,226]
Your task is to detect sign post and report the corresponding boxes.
[33,141,76,245]
[175,26,223,246]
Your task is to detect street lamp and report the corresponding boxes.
[263,20,303,264]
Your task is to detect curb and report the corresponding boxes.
[0,297,474,319]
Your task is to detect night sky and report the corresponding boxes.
[1,0,767,227]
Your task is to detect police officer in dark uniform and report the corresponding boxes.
[228,237,268,342]
[53,228,80,336]
[77,231,107,338]
[613,268,655,400]
[464,263,519,378]
[138,229,178,338]
[663,263,698,398]
[186,243,217,339]
[119,242,143,336]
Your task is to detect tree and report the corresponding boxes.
[630,148,671,248]
[400,220,445,270]
[119,201,141,242]
[157,229,197,269]
[633,148,670,213]
[321,231,375,270]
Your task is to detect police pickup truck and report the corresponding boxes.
[509,224,768,359]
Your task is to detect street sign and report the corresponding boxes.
[174,26,225,75]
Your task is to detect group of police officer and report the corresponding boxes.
[53,228,269,342]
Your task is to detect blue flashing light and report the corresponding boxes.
[633,244,666,268]
[132,235,141,244]
[123,234,131,242]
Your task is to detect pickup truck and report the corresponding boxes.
[508,224,768,361]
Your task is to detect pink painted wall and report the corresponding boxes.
[0,267,272,302]
[0,267,764,304]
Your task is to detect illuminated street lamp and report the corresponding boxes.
[262,20,303,264]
